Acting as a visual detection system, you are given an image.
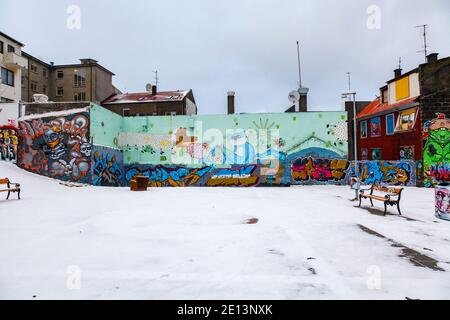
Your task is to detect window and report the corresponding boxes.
[123,108,130,117]
[21,76,25,88]
[1,67,14,86]
[56,70,64,79]
[30,81,38,92]
[0,97,14,103]
[360,120,367,138]
[386,114,395,135]
[43,68,47,78]
[74,74,86,87]
[395,76,410,101]
[43,85,47,94]
[395,108,417,132]
[7,45,15,53]
[381,88,388,103]
[371,148,382,160]
[0,41,3,53]
[73,92,86,101]
[400,146,415,160]
[56,87,64,96]
[370,117,382,137]
[30,64,38,73]
[361,148,368,161]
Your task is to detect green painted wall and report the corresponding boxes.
[117,112,348,165]
[90,103,122,149]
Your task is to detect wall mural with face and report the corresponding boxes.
[17,111,91,183]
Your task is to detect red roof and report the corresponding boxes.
[356,96,419,120]
[102,90,190,104]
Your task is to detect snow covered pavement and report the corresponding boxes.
[0,161,449,299]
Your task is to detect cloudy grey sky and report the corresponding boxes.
[1,0,449,114]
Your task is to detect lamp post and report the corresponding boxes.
[342,91,360,201]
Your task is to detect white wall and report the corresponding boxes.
[0,33,24,102]
[0,103,19,126]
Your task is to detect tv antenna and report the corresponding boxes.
[398,56,402,70]
[296,41,302,88]
[415,24,429,62]
[346,72,351,91]
[153,70,159,87]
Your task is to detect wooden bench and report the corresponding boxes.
[359,185,403,215]
[0,178,21,200]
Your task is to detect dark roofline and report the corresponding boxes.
[21,51,115,75]
[386,68,419,84]
[0,31,24,46]
[53,62,115,75]
[21,51,51,68]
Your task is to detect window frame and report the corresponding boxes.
[7,45,15,53]
[1,67,14,87]
[360,120,367,139]
[56,70,64,79]
[395,108,418,133]
[385,113,395,135]
[56,86,64,97]
[371,148,382,161]
[370,117,382,138]
[0,40,3,53]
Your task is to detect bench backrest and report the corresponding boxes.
[0,178,10,185]
[373,185,403,195]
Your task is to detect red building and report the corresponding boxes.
[356,53,450,163]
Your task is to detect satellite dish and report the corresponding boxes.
[145,83,153,92]
[288,90,300,104]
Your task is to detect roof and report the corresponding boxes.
[356,96,419,120]
[102,90,191,104]
[0,31,24,46]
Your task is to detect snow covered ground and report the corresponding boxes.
[0,161,449,300]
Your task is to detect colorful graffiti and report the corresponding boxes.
[349,161,416,186]
[291,158,350,184]
[206,165,260,187]
[92,146,123,186]
[123,164,263,187]
[423,114,450,187]
[17,112,91,183]
[435,186,450,221]
[400,145,415,160]
[124,165,215,187]
[0,126,18,162]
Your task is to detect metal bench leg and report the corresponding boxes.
[6,191,10,200]
[370,198,374,207]
[397,202,401,215]
[384,202,387,216]
[358,195,362,207]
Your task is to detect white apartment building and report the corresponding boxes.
[0,31,27,102]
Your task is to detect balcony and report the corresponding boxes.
[2,52,27,70]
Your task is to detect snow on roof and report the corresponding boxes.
[102,90,190,104]
[18,107,90,121]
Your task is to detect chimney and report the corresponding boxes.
[227,91,235,114]
[427,53,439,63]
[394,68,402,78]
[151,85,157,95]
[298,87,309,112]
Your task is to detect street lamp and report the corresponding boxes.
[341,91,360,201]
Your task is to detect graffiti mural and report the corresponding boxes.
[435,186,450,221]
[423,114,450,187]
[92,146,123,186]
[0,126,18,162]
[124,165,215,187]
[291,158,350,184]
[206,165,260,187]
[17,111,91,183]
[400,145,415,160]
[349,160,416,186]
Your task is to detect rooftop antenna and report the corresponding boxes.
[415,24,429,62]
[398,56,402,70]
[153,70,159,87]
[346,72,351,91]
[296,41,302,88]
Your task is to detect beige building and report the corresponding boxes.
[22,53,120,104]
[0,31,27,102]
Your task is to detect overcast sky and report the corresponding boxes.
[1,0,449,114]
